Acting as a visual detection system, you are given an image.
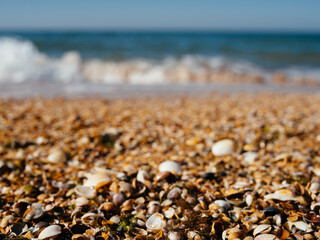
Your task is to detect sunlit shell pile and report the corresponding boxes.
[1,93,320,239]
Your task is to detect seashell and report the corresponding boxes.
[159,161,181,173]
[38,225,61,239]
[214,200,231,212]
[83,168,111,188]
[254,234,278,240]
[211,139,235,156]
[275,229,290,240]
[146,213,166,231]
[309,182,320,193]
[32,222,49,234]
[72,234,89,240]
[264,189,300,201]
[167,188,181,200]
[47,149,66,164]
[24,203,44,220]
[284,221,312,232]
[109,216,121,224]
[81,213,97,225]
[253,224,272,236]
[168,231,184,240]
[137,169,150,183]
[243,152,259,164]
[163,207,175,219]
[246,194,254,207]
[75,197,90,207]
[0,215,14,228]
[74,185,96,199]
[148,201,161,214]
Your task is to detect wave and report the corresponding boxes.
[0,37,320,84]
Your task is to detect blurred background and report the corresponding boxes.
[0,0,320,96]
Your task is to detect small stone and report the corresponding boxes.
[113,192,126,206]
[211,139,235,156]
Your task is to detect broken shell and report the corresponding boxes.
[168,231,184,240]
[254,234,278,240]
[24,203,44,220]
[47,149,66,164]
[163,207,175,219]
[243,152,259,164]
[146,213,166,231]
[167,188,181,200]
[309,182,320,193]
[211,139,235,156]
[81,213,97,225]
[83,168,111,188]
[75,197,90,207]
[109,216,121,224]
[284,221,312,232]
[214,200,231,212]
[74,185,96,199]
[264,189,300,201]
[137,169,149,183]
[38,225,61,239]
[159,161,181,173]
[253,224,272,236]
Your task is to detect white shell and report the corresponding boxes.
[159,161,181,173]
[74,185,96,199]
[284,221,312,232]
[83,168,111,187]
[254,234,278,240]
[253,224,272,236]
[264,189,299,201]
[214,200,231,211]
[47,149,66,163]
[211,139,235,156]
[75,197,90,207]
[38,225,61,239]
[137,169,149,183]
[163,207,175,219]
[246,194,254,207]
[146,213,166,231]
[243,152,259,164]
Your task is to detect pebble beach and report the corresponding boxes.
[1,93,320,239]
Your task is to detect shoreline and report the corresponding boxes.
[1,81,320,99]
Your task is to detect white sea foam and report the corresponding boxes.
[0,37,319,84]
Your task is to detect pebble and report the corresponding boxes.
[113,192,127,206]
[211,139,235,156]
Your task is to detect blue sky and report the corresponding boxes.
[0,0,319,31]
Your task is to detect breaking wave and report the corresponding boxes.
[0,37,320,84]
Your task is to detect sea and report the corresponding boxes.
[0,31,320,96]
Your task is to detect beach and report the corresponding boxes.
[1,92,320,239]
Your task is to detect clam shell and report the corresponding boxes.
[137,169,149,183]
[146,213,166,231]
[47,149,66,164]
[159,161,181,173]
[83,168,111,188]
[38,225,61,239]
[264,189,299,201]
[253,224,272,236]
[211,139,235,156]
[254,234,278,240]
[74,185,96,199]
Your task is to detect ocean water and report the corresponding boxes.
[0,31,320,84]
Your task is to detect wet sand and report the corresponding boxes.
[1,93,320,239]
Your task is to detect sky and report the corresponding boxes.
[0,0,320,32]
